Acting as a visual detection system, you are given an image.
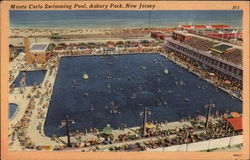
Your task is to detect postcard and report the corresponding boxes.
[1,1,249,160]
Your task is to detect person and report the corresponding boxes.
[72,80,76,88]
[90,106,94,112]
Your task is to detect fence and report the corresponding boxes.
[147,135,242,151]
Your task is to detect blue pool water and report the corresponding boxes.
[44,53,242,137]
[12,70,47,87]
[9,103,19,120]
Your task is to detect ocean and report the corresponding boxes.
[9,10,243,29]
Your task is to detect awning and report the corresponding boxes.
[106,41,115,45]
[225,80,231,84]
[230,112,241,118]
[103,124,113,134]
[226,117,242,130]
[145,122,155,128]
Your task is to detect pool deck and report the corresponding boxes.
[8,51,242,151]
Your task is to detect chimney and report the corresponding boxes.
[23,37,30,54]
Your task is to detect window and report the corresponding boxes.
[239,70,243,76]
[234,68,238,74]
[214,60,218,66]
[219,62,223,68]
[224,64,228,70]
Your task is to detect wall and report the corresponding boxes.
[146,135,242,151]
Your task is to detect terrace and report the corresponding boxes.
[182,37,217,52]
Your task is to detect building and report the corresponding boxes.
[210,43,234,54]
[164,31,242,81]
[24,37,55,64]
[179,24,242,41]
[172,31,193,42]
[151,32,166,40]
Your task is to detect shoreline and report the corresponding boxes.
[10,26,176,29]
[9,26,175,38]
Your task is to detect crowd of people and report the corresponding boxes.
[182,36,242,66]
[9,57,59,150]
[160,48,242,99]
[108,115,242,152]
[218,48,242,65]
[9,96,36,149]
[52,40,162,56]
[58,113,242,152]
[8,35,242,151]
[183,37,217,52]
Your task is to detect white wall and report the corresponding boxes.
[146,135,242,151]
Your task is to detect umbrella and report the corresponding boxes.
[145,122,155,128]
[196,115,206,121]
[116,41,124,45]
[44,145,52,150]
[79,42,86,45]
[230,112,241,118]
[223,113,229,118]
[88,42,96,45]
[103,124,113,134]
[106,41,115,45]
[225,80,231,84]
[141,40,150,44]
[58,43,66,46]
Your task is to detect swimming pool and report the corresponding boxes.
[12,70,47,87]
[44,53,242,137]
[9,103,19,120]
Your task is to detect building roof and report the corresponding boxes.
[226,117,242,130]
[210,44,233,53]
[180,24,231,29]
[210,24,231,28]
[194,25,206,28]
[30,43,49,52]
[173,30,194,37]
[182,37,218,51]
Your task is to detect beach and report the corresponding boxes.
[9,27,173,47]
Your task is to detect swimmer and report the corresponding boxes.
[72,80,76,88]
[90,106,94,111]
[157,89,161,93]
[184,98,190,102]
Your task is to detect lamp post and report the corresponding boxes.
[61,115,75,147]
[205,100,215,129]
[140,107,151,136]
